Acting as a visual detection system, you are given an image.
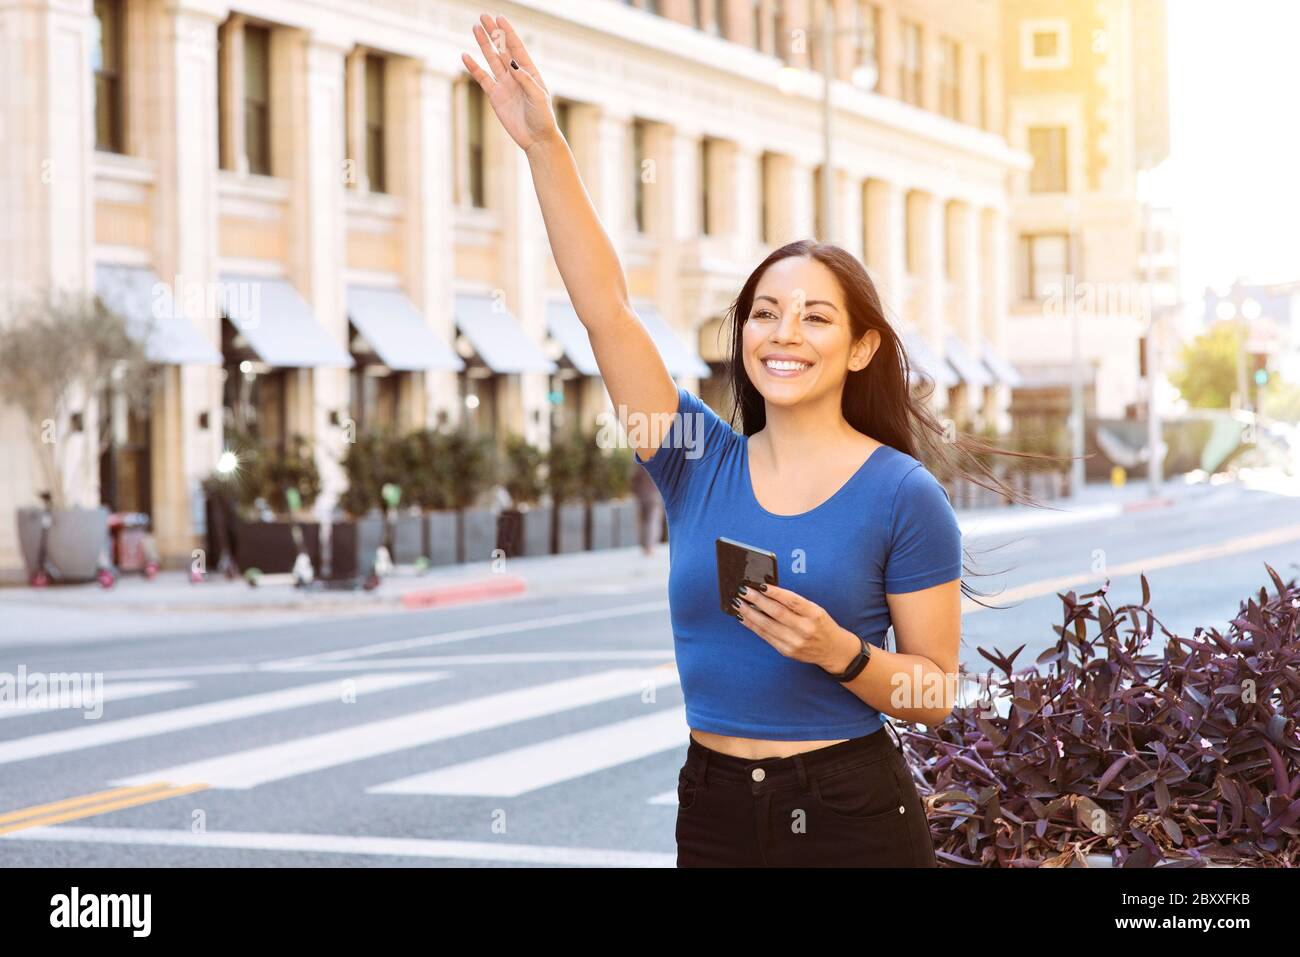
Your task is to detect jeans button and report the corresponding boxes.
[751,767,765,782]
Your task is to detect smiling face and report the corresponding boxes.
[741,255,879,410]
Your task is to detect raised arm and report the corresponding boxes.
[461,13,679,461]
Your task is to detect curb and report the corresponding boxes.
[399,575,527,609]
[1121,496,1176,513]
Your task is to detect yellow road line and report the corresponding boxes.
[963,521,1300,614]
[0,782,209,836]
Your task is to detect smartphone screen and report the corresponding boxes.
[715,537,779,614]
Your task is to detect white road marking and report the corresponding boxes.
[111,668,682,790]
[369,707,689,797]
[0,825,674,867]
[0,673,447,766]
[264,600,670,669]
[263,650,674,670]
[0,681,193,720]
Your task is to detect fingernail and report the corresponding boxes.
[730,596,742,609]
[737,585,748,595]
[734,613,744,621]
[510,58,519,69]
[758,583,767,592]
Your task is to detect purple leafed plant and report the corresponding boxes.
[897,565,1300,867]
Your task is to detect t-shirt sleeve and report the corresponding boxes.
[884,464,963,593]
[633,386,734,508]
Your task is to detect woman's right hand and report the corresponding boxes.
[462,12,557,153]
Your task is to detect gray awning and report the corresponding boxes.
[347,286,463,372]
[95,264,222,366]
[944,335,994,388]
[219,275,353,368]
[453,293,556,374]
[980,338,1024,388]
[545,299,600,376]
[901,328,959,388]
[632,300,711,378]
[1017,362,1096,389]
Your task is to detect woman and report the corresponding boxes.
[462,13,1049,867]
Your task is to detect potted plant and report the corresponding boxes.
[497,435,551,558]
[227,432,324,576]
[1,289,156,582]
[378,430,427,565]
[333,430,387,580]
[586,441,633,551]
[405,430,458,567]
[547,428,588,554]
[442,428,498,563]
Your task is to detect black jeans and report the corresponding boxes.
[675,724,938,867]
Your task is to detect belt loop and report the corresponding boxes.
[883,720,904,753]
[793,753,808,789]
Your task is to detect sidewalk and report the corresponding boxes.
[0,475,1219,631]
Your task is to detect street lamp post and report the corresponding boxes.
[819,0,835,243]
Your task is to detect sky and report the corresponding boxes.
[1146,0,1300,296]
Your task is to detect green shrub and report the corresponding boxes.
[502,435,545,507]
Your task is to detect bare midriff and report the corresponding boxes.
[689,729,851,760]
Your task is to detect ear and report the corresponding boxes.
[847,328,880,372]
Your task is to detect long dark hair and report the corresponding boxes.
[720,239,1080,610]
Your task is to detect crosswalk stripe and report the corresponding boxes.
[265,650,674,671]
[266,600,670,669]
[0,672,448,766]
[111,668,682,790]
[0,680,193,720]
[0,825,675,867]
[368,707,689,797]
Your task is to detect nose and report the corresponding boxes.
[770,307,804,344]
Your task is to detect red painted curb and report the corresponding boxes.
[399,575,527,609]
[1122,497,1176,513]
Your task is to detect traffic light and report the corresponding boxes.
[1251,353,1270,407]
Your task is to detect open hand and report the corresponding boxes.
[733,583,860,674]
[461,12,556,153]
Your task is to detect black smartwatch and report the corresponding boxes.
[829,636,871,683]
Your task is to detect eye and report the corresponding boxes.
[805,313,831,324]
[750,308,778,321]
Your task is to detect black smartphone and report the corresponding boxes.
[715,537,779,614]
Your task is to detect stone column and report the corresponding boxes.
[864,179,904,321]
[982,205,1012,432]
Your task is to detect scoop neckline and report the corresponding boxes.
[742,436,891,520]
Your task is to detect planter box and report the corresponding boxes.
[611,499,640,548]
[235,520,322,575]
[390,510,425,565]
[15,505,110,582]
[588,501,617,550]
[329,515,385,580]
[423,510,458,567]
[497,506,553,558]
[552,502,587,554]
[458,507,499,564]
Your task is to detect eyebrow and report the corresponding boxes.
[753,294,841,313]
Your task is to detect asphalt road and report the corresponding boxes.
[1,477,1297,867]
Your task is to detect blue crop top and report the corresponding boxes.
[634,386,963,741]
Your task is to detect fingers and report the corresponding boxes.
[495,14,547,91]
[737,586,798,628]
[472,17,508,81]
[757,583,808,614]
[734,599,794,651]
[460,51,495,93]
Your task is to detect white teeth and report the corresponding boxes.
[764,359,809,372]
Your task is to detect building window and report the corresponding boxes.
[1020,20,1070,70]
[904,193,916,274]
[1018,233,1070,300]
[467,81,486,207]
[852,1,878,89]
[759,153,772,244]
[708,0,724,37]
[691,0,703,28]
[938,37,960,120]
[752,0,762,51]
[365,55,386,193]
[814,165,825,240]
[1027,126,1067,192]
[699,138,712,236]
[632,119,647,233]
[92,0,125,153]
[770,2,785,61]
[900,21,922,107]
[243,24,271,176]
